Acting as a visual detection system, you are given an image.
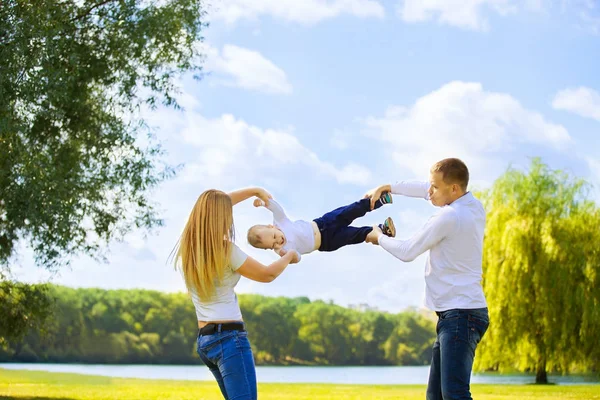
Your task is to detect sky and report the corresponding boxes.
[13,0,600,313]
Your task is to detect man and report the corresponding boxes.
[365,158,489,400]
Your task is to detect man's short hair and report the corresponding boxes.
[431,158,469,191]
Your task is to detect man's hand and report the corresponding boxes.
[255,188,272,204]
[364,184,390,210]
[253,198,265,207]
[366,225,383,245]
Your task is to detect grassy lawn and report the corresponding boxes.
[1,368,598,400]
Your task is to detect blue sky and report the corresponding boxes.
[15,0,600,313]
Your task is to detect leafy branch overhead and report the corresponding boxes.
[0,0,207,269]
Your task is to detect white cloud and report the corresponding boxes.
[565,0,600,34]
[178,113,371,186]
[213,0,385,25]
[579,10,600,34]
[395,0,600,33]
[552,86,600,121]
[204,44,292,94]
[364,81,571,180]
[397,0,520,31]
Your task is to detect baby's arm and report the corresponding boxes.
[254,198,288,222]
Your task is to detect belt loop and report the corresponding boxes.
[217,323,222,333]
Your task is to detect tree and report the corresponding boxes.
[295,301,355,364]
[0,0,207,269]
[0,0,207,343]
[474,158,600,383]
[0,278,52,345]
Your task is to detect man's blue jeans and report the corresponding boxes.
[426,308,489,400]
[197,330,257,400]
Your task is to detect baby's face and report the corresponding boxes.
[256,226,286,249]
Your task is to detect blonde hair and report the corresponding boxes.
[247,225,271,248]
[173,189,235,301]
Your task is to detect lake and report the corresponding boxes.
[1,363,598,385]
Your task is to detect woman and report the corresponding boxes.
[173,187,299,400]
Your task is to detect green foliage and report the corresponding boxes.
[474,158,600,382]
[0,279,52,344]
[0,0,207,269]
[1,285,437,366]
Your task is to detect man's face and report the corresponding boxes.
[428,171,455,207]
[256,226,286,250]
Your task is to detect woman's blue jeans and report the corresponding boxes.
[197,330,257,400]
[426,308,489,400]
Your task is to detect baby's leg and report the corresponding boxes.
[320,226,373,252]
[315,198,372,229]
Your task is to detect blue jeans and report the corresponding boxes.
[197,330,257,400]
[313,198,382,252]
[426,308,489,400]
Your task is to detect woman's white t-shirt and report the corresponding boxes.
[190,243,248,321]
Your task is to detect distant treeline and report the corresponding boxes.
[0,285,436,365]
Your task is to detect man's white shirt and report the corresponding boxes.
[379,181,488,311]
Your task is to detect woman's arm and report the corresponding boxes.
[228,187,271,206]
[237,250,300,283]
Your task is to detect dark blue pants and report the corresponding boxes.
[426,308,489,400]
[197,330,257,400]
[313,198,382,252]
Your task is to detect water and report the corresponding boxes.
[0,363,597,385]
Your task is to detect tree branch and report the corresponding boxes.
[70,0,117,22]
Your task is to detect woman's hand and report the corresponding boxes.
[255,188,272,204]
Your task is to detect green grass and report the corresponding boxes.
[0,368,598,400]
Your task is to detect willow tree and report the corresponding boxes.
[1,0,206,341]
[475,159,600,383]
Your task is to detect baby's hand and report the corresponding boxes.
[279,249,299,263]
[255,188,272,204]
[253,198,265,207]
[287,250,300,264]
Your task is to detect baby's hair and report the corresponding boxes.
[247,225,268,248]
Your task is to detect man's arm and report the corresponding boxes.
[365,181,430,209]
[372,210,457,262]
[390,181,430,199]
[229,187,271,206]
[254,198,288,222]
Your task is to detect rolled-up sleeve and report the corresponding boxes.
[390,180,430,200]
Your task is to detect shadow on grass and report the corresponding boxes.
[0,397,75,400]
[525,382,558,385]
